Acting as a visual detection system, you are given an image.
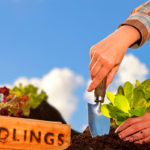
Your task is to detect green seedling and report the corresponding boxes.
[101,79,150,127]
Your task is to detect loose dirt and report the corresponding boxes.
[66,126,150,150]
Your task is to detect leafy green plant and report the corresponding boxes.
[10,83,48,109]
[0,86,30,117]
[101,79,150,127]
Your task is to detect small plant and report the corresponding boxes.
[0,83,48,117]
[0,86,30,117]
[101,79,150,127]
[10,83,48,109]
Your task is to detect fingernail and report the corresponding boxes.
[87,87,92,92]
[118,134,122,139]
[123,138,129,141]
[134,141,139,144]
[115,128,118,133]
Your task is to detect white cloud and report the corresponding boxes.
[0,68,84,123]
[115,53,148,85]
[84,53,149,104]
[84,80,94,104]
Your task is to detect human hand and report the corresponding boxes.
[115,113,150,144]
[87,25,141,92]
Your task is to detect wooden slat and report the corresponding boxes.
[0,116,71,150]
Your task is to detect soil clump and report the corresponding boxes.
[66,126,150,150]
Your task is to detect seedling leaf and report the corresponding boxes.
[117,85,124,95]
[141,79,150,99]
[106,92,115,105]
[101,104,116,118]
[123,82,134,102]
[130,86,145,109]
[135,80,140,88]
[114,95,130,113]
[134,98,147,109]
[129,106,145,117]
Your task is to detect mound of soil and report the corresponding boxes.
[66,126,150,150]
[23,100,80,139]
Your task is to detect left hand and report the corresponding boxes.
[115,113,150,144]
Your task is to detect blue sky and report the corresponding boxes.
[0,0,150,132]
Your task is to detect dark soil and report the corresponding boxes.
[23,100,80,139]
[66,126,150,150]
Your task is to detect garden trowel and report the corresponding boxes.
[88,77,110,137]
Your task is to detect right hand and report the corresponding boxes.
[87,25,141,92]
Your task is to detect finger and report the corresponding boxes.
[135,135,150,144]
[90,57,103,80]
[87,60,113,92]
[115,116,143,133]
[106,65,119,88]
[123,127,150,142]
[90,47,94,59]
[89,52,99,70]
[90,45,99,59]
[118,121,150,139]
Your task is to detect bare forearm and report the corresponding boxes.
[114,25,141,48]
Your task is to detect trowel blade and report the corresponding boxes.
[88,103,110,138]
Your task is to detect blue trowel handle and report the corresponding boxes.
[94,77,106,103]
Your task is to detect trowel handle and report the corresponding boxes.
[94,77,106,97]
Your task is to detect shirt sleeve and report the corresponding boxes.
[118,1,150,49]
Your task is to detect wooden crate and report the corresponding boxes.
[0,116,71,150]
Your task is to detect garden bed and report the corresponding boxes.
[66,126,150,150]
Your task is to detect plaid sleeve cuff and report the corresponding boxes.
[118,12,150,49]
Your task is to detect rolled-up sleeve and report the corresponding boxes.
[118,1,150,49]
